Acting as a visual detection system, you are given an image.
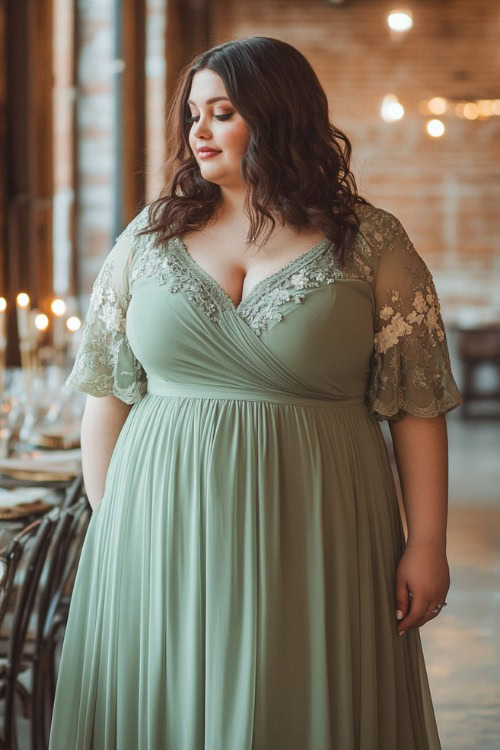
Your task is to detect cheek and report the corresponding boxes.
[222,121,250,153]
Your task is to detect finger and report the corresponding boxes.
[417,603,443,627]
[395,581,410,623]
[397,595,429,633]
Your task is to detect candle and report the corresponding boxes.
[51,298,67,351]
[0,298,6,395]
[0,297,6,350]
[67,315,82,359]
[29,308,40,346]
[16,292,30,339]
[34,312,49,340]
[32,311,49,374]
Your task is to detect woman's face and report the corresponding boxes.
[187,69,250,187]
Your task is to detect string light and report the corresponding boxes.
[426,119,445,138]
[387,9,413,31]
[381,94,405,122]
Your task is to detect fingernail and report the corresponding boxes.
[396,610,403,620]
[399,630,406,636]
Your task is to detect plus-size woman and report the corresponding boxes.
[49,36,462,749]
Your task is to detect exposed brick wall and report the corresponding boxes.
[69,0,499,324]
[211,0,500,320]
[74,0,114,299]
[69,0,166,308]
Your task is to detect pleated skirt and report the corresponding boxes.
[49,393,441,749]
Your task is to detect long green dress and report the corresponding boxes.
[49,203,462,749]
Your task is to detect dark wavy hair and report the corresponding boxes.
[137,36,373,266]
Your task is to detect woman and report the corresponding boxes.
[49,36,462,749]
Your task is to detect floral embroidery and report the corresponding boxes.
[65,257,147,403]
[373,279,446,357]
[237,243,343,335]
[130,240,227,321]
[350,204,462,421]
[130,234,342,336]
[66,202,462,419]
[374,311,413,354]
[65,207,151,403]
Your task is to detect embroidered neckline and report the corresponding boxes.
[171,234,333,316]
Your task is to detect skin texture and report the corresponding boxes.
[81,395,132,511]
[85,67,451,637]
[389,414,450,635]
[187,68,251,198]
[184,68,325,304]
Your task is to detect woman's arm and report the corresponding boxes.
[389,413,449,548]
[80,394,133,511]
[388,414,451,634]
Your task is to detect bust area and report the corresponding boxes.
[178,225,327,309]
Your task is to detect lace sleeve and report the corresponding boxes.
[65,208,149,404]
[366,210,463,422]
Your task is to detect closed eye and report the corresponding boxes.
[185,114,233,123]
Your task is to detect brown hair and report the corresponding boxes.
[137,36,373,266]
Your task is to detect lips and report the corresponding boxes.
[197,148,221,154]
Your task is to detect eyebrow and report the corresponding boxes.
[187,96,231,105]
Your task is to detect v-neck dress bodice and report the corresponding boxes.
[49,202,462,750]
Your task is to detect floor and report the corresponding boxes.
[419,415,500,750]
[11,414,500,749]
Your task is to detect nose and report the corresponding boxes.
[192,116,211,139]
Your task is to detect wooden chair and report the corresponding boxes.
[31,494,91,750]
[60,472,84,510]
[0,514,58,750]
[457,324,500,418]
[0,473,90,749]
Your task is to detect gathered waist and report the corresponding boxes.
[146,379,367,410]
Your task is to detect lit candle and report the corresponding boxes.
[0,297,6,350]
[0,298,6,394]
[16,292,30,339]
[66,315,82,359]
[34,312,49,359]
[32,312,49,372]
[51,298,67,351]
[29,308,40,345]
[34,312,49,340]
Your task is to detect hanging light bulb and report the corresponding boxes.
[387,8,413,41]
[426,119,445,138]
[381,94,405,122]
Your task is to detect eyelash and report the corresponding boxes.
[185,114,233,123]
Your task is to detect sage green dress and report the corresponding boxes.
[49,203,462,750]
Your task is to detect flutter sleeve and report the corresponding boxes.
[65,209,149,404]
[367,210,462,422]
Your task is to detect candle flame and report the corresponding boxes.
[0,297,6,311]
[17,293,30,308]
[35,313,49,331]
[51,298,67,316]
[66,316,81,332]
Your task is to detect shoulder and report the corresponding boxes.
[93,205,155,294]
[110,203,158,276]
[114,203,152,246]
[340,203,419,284]
[352,203,414,259]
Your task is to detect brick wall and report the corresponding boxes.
[211,0,500,320]
[74,0,114,298]
[66,0,166,308]
[69,0,500,322]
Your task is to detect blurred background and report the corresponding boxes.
[0,0,499,747]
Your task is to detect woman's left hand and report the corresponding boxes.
[394,544,450,635]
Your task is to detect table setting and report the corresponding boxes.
[0,365,85,545]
